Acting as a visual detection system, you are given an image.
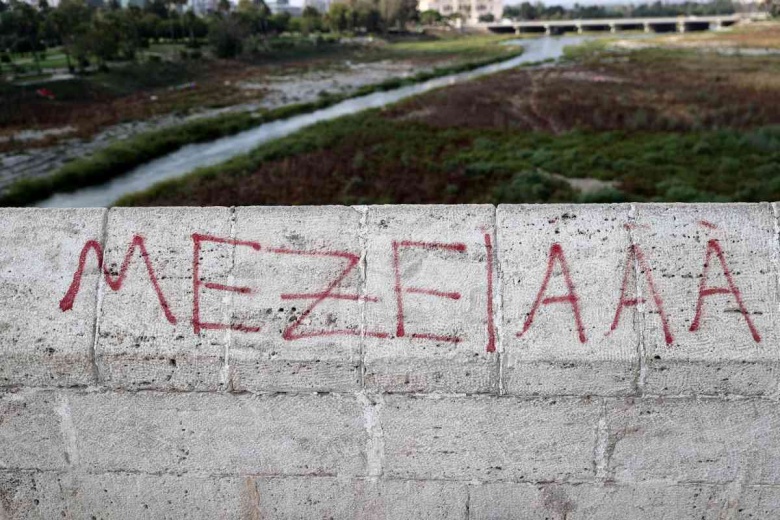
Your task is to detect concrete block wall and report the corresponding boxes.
[1,204,779,519]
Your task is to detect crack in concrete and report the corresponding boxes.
[221,206,238,393]
[88,208,110,386]
[356,205,369,390]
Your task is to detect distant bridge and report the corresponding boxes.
[486,13,767,35]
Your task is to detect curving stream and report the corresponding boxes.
[39,35,591,208]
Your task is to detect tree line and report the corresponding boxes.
[0,0,419,73]
[503,0,739,21]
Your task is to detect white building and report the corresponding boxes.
[419,0,502,24]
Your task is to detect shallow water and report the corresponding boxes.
[39,35,592,208]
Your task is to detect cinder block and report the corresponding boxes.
[0,390,66,471]
[363,205,498,394]
[0,471,247,520]
[95,207,233,391]
[69,391,367,476]
[374,479,468,519]
[606,397,780,484]
[498,204,637,396]
[74,472,246,519]
[253,477,467,519]
[633,204,779,396]
[0,208,104,387]
[382,395,599,482]
[469,482,724,519]
[229,206,362,393]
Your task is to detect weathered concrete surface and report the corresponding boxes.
[363,205,498,394]
[498,204,638,396]
[67,391,366,476]
[96,207,234,391]
[468,482,742,519]
[606,397,780,484]
[0,208,104,387]
[634,204,779,396]
[1,204,780,518]
[383,395,599,482]
[229,206,363,393]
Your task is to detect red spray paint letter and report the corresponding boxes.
[393,240,466,343]
[60,235,177,324]
[689,238,761,343]
[272,247,387,340]
[518,243,586,343]
[192,234,262,335]
[609,244,674,345]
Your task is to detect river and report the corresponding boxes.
[39,35,591,208]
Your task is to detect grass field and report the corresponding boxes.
[114,31,780,206]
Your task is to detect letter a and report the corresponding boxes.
[689,238,760,343]
[518,243,586,343]
[609,244,674,345]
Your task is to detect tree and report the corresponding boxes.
[145,0,169,18]
[301,5,322,33]
[478,12,494,22]
[356,3,382,32]
[269,11,291,32]
[51,0,92,71]
[328,2,350,32]
[8,0,46,74]
[379,0,417,29]
[208,15,244,57]
[419,9,442,25]
[89,10,121,68]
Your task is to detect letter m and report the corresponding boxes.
[59,235,177,324]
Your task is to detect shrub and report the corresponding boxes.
[493,170,575,203]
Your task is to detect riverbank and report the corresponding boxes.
[2,48,524,207]
[115,26,780,206]
[0,34,522,205]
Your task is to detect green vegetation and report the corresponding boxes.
[113,110,780,206]
[112,36,780,207]
[0,46,521,207]
[383,34,520,59]
[502,0,738,21]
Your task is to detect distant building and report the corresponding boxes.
[418,0,502,24]
[267,0,303,16]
